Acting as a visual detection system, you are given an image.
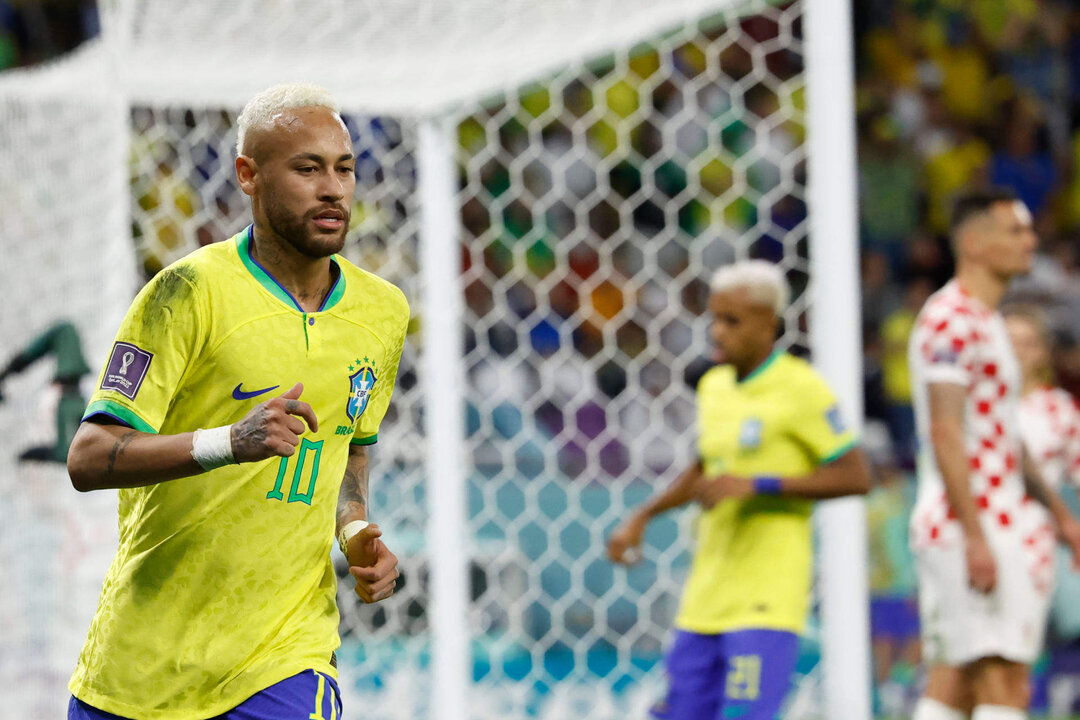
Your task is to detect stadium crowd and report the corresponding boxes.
[856,1,1080,716]
[0,0,96,70]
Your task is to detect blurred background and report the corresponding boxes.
[6,0,1080,718]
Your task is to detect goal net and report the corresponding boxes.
[0,1,861,718]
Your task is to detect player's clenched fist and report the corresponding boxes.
[230,382,319,462]
[608,514,647,565]
[965,532,997,593]
[346,524,400,603]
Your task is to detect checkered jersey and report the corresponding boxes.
[909,280,1024,550]
[1020,386,1080,493]
[1018,386,1080,593]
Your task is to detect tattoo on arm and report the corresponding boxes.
[106,430,138,476]
[337,445,370,530]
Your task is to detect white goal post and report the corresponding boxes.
[0,1,868,718]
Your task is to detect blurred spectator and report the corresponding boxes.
[922,115,991,235]
[863,323,890,427]
[990,99,1058,220]
[859,113,922,268]
[879,277,934,468]
[861,251,902,330]
[0,320,90,463]
[866,453,921,719]
[0,0,98,69]
[0,2,16,69]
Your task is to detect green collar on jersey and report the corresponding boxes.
[738,348,782,385]
[236,226,346,312]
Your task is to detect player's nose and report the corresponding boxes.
[317,173,346,201]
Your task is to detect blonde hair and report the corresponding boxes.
[709,260,790,315]
[236,83,341,156]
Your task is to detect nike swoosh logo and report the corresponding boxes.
[232,383,280,400]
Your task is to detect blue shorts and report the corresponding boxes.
[68,669,342,720]
[651,628,799,720]
[869,595,919,641]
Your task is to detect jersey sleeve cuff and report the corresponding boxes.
[819,437,858,465]
[350,433,378,446]
[922,366,969,386]
[82,399,158,434]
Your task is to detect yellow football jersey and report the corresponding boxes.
[70,227,409,720]
[675,351,856,635]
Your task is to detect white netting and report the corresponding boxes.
[0,1,830,718]
[101,0,763,116]
[455,7,811,717]
[0,50,134,718]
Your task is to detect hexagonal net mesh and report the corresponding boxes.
[0,1,831,718]
[454,5,818,718]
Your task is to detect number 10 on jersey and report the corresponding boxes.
[267,438,323,505]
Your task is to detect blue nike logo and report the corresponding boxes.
[232,383,280,400]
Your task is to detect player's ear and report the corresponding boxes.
[235,155,257,196]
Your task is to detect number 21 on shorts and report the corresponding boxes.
[726,654,762,701]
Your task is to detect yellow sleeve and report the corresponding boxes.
[352,294,410,446]
[789,368,858,465]
[83,264,206,433]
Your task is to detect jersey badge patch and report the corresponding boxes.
[100,341,153,399]
[738,417,763,450]
[347,357,379,422]
[826,405,846,434]
[930,349,959,365]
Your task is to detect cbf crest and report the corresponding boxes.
[347,357,379,422]
[738,417,763,450]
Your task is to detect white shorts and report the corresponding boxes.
[916,526,1050,666]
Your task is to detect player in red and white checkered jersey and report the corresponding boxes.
[1006,308,1080,499]
[909,190,1080,720]
[1005,308,1080,623]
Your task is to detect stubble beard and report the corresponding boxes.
[263,192,348,260]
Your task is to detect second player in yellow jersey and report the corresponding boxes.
[608,260,869,720]
[678,350,857,635]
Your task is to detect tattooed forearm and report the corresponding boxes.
[105,430,138,476]
[337,445,370,531]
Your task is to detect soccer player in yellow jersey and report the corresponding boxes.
[64,84,407,720]
[608,260,871,720]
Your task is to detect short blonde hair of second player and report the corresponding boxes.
[235,83,341,156]
[709,260,790,316]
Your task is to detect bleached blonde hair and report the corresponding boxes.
[236,83,341,156]
[709,260,790,315]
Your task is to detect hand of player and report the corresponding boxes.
[965,531,997,593]
[695,474,752,508]
[608,515,647,565]
[346,524,400,603]
[1058,515,1080,571]
[230,382,318,462]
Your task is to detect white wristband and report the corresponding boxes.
[338,519,370,554]
[191,426,235,471]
